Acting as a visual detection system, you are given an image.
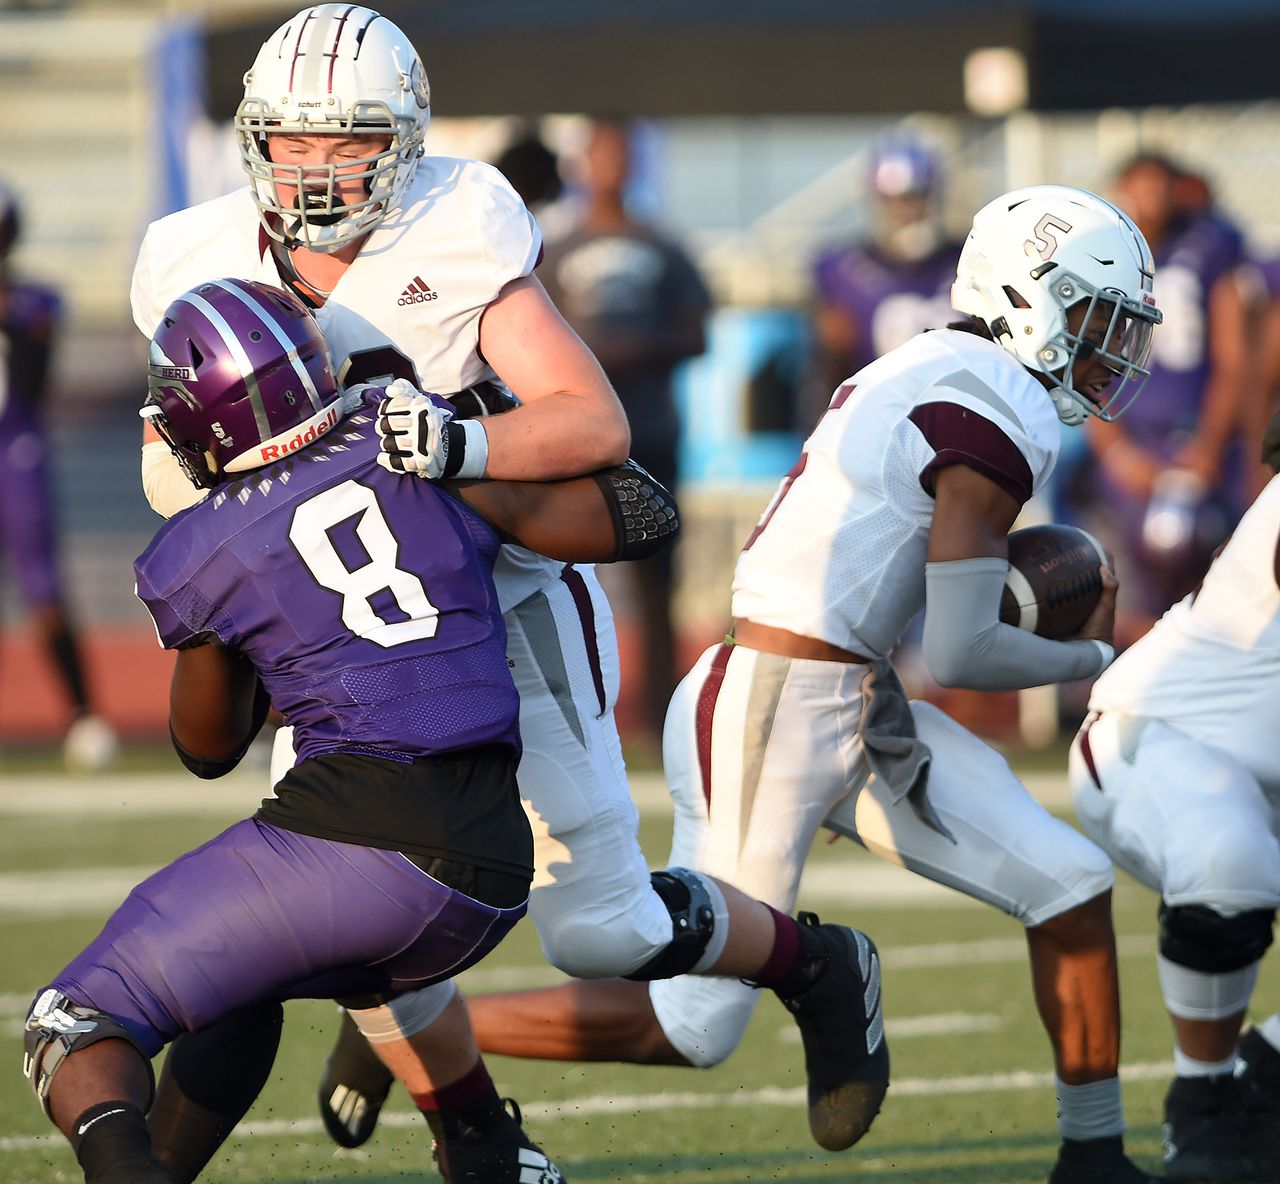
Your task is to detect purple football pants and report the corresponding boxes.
[0,427,62,607]
[44,818,527,1056]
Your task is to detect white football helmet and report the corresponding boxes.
[236,5,430,253]
[951,184,1162,426]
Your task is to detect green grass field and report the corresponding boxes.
[2,748,1271,1183]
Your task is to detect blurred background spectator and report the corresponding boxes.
[0,182,117,770]
[808,133,963,430]
[1073,153,1252,649]
[538,119,712,746]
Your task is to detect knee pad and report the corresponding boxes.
[23,989,155,1117]
[623,869,719,982]
[345,982,457,1044]
[1159,901,1276,973]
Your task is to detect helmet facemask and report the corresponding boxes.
[237,101,422,254]
[1027,271,1160,427]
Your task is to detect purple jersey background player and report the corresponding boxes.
[0,182,117,770]
[812,238,962,375]
[0,279,62,608]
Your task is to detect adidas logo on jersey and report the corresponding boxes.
[397,276,438,305]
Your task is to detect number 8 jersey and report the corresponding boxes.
[133,393,519,764]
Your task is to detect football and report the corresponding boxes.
[999,523,1107,640]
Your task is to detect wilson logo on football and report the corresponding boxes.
[397,276,438,305]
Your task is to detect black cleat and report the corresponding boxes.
[1049,1135,1156,1183]
[1162,1073,1276,1182]
[432,1098,565,1184]
[1237,1027,1280,1095]
[774,912,889,1151]
[317,1010,395,1149]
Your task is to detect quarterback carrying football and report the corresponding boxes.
[400,184,1164,1184]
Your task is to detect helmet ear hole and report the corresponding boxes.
[1002,285,1032,310]
[189,342,204,369]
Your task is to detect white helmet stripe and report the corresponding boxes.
[212,280,328,413]
[176,289,272,439]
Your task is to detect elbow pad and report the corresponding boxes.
[594,460,681,561]
[923,558,1112,691]
[142,440,206,519]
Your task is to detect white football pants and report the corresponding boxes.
[650,641,1114,1067]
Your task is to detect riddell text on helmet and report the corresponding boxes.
[258,406,339,462]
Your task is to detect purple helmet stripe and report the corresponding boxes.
[213,280,328,412]
[177,290,272,440]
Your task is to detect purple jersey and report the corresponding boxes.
[134,393,518,764]
[1124,211,1245,457]
[0,280,59,435]
[0,281,62,606]
[812,240,962,375]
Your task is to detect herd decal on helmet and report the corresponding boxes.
[950,184,1163,427]
[235,5,430,253]
[143,278,341,488]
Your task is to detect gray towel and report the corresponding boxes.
[859,659,954,842]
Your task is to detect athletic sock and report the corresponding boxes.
[748,907,823,996]
[1054,1075,1126,1142]
[147,1002,283,1184]
[70,1101,171,1184]
[411,1060,506,1143]
[1173,1047,1238,1079]
[47,623,90,714]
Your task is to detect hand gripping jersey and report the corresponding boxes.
[1088,474,1280,795]
[731,328,1060,658]
[134,395,518,765]
[131,157,558,608]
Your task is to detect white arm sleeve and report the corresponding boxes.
[922,557,1113,691]
[141,439,206,519]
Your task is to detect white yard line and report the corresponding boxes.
[0,1059,1174,1152]
[0,769,1073,818]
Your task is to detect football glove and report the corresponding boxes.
[376,379,455,479]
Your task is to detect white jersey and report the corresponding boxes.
[731,329,1060,657]
[1089,474,1280,792]
[131,156,561,609]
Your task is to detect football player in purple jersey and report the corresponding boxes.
[810,134,964,427]
[1079,153,1252,647]
[22,278,685,1184]
[0,182,117,770]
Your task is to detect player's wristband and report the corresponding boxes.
[1089,640,1115,670]
[443,418,489,479]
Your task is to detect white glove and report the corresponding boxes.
[375,379,455,479]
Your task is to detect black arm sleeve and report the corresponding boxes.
[169,678,272,780]
[592,460,681,561]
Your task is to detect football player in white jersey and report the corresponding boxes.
[133,6,889,1178]
[404,185,1164,1184]
[1067,424,1280,1182]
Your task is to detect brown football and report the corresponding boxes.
[1000,524,1106,640]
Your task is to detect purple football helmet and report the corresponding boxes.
[144,278,340,488]
[867,134,940,198]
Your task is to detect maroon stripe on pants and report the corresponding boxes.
[559,565,606,718]
[695,644,734,811]
[1078,714,1104,791]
